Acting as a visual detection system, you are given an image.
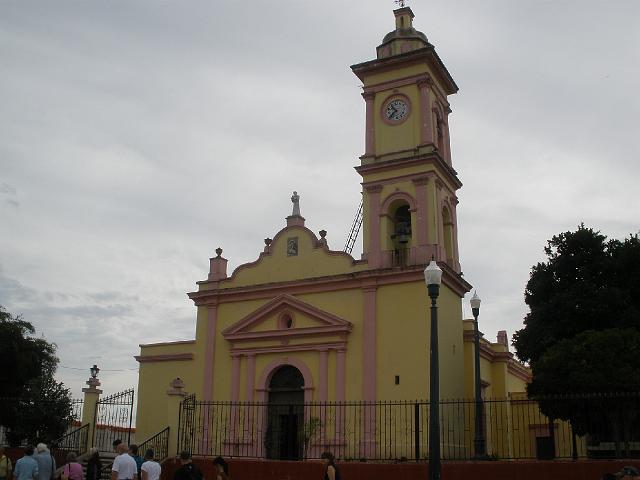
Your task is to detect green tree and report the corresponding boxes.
[513,225,640,376]
[513,226,640,453]
[0,306,73,445]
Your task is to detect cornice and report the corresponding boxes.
[189,262,470,306]
[135,353,194,363]
[351,46,458,95]
[356,151,462,190]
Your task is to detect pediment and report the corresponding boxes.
[221,294,352,343]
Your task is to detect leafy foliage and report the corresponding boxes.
[512,226,640,440]
[0,306,73,445]
[513,225,640,372]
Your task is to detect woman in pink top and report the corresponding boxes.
[62,453,83,480]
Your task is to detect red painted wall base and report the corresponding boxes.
[160,457,638,480]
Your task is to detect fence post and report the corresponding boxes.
[414,402,420,461]
[81,374,102,450]
[167,378,187,457]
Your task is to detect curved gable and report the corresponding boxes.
[217,225,367,289]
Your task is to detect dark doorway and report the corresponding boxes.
[265,365,305,460]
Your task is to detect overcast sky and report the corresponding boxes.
[1,1,639,399]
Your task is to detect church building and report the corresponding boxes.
[134,6,530,460]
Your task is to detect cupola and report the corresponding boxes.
[376,7,429,59]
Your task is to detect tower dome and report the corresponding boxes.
[377,7,430,59]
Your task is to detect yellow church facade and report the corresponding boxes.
[134,7,533,460]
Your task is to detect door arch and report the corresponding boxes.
[265,365,304,460]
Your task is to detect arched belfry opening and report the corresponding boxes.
[265,365,304,460]
[389,202,412,266]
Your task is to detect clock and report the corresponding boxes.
[383,97,410,123]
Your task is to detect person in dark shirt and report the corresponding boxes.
[86,449,102,480]
[173,452,202,480]
[128,445,143,480]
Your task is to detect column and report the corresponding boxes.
[81,376,102,450]
[244,354,256,456]
[418,78,434,146]
[229,355,241,447]
[318,349,329,451]
[451,196,461,272]
[362,286,377,457]
[435,180,445,260]
[362,91,376,156]
[443,110,453,164]
[412,176,430,262]
[203,301,219,401]
[364,185,383,268]
[335,348,347,457]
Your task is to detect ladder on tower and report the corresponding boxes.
[343,200,363,255]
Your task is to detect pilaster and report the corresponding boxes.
[166,378,187,457]
[81,376,102,450]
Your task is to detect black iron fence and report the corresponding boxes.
[51,423,89,466]
[94,389,135,452]
[177,393,640,461]
[70,399,84,423]
[138,427,170,462]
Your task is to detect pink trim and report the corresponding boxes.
[318,350,328,402]
[228,355,241,445]
[134,353,193,363]
[231,355,241,402]
[355,152,462,190]
[225,325,351,342]
[443,115,452,165]
[412,177,429,246]
[222,294,353,339]
[208,256,228,281]
[366,187,382,268]
[203,304,218,401]
[191,263,472,305]
[202,225,357,288]
[245,354,256,401]
[418,79,434,145]
[363,92,375,155]
[379,94,412,126]
[380,191,417,214]
[336,349,346,402]
[231,341,346,356]
[362,286,377,402]
[139,339,195,348]
[256,357,314,403]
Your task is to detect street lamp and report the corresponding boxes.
[470,291,487,459]
[90,364,100,379]
[424,260,442,480]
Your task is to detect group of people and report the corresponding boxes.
[1,444,58,480]
[0,443,343,480]
[111,441,161,480]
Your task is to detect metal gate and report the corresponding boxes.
[94,389,135,452]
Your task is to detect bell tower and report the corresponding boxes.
[351,6,461,272]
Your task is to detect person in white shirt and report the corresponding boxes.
[140,450,160,480]
[111,444,137,480]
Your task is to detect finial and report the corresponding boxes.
[319,230,327,238]
[264,238,272,246]
[215,247,223,258]
[291,191,301,217]
[394,0,407,8]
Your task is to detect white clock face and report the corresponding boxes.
[385,99,409,121]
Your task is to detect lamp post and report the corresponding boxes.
[424,260,442,480]
[470,291,487,459]
[90,364,100,379]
